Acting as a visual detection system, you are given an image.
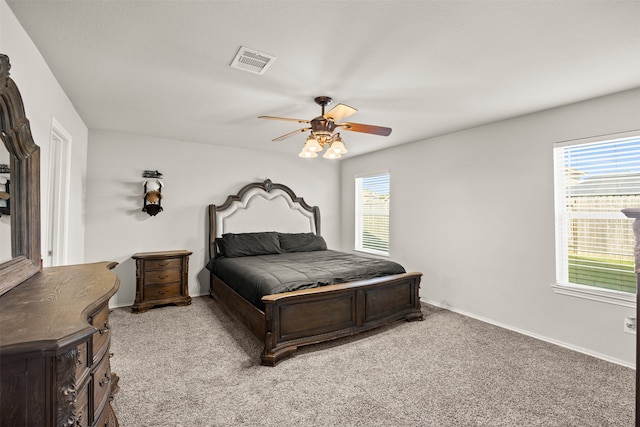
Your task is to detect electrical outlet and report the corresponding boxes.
[624,317,636,334]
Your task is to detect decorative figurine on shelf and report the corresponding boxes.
[142,170,163,216]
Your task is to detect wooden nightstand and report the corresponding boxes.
[131,250,192,313]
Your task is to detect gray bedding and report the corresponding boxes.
[207,250,406,308]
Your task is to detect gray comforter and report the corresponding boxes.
[207,250,406,308]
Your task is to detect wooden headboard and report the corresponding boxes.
[208,179,320,259]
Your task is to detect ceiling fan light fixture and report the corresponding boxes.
[299,148,318,158]
[304,135,323,152]
[323,150,342,159]
[330,135,347,154]
[259,96,391,160]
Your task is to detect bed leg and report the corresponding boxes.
[405,310,424,322]
[262,328,298,366]
[261,345,298,366]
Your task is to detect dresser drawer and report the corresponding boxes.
[93,403,118,427]
[145,257,182,271]
[143,268,181,285]
[144,283,181,300]
[89,304,111,362]
[92,353,112,422]
[76,341,90,382]
[75,381,90,427]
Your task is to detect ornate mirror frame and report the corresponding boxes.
[0,54,41,295]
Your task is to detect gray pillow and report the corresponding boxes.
[220,232,282,258]
[279,233,327,253]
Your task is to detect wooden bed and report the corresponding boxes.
[208,179,423,366]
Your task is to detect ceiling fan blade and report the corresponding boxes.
[259,115,310,124]
[338,122,392,136]
[323,103,357,122]
[272,127,311,141]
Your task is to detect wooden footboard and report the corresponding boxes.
[211,272,423,366]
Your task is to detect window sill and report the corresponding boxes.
[353,248,389,258]
[551,282,636,308]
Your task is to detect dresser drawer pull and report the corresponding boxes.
[158,274,169,279]
[98,372,111,387]
[97,322,110,334]
[158,261,169,266]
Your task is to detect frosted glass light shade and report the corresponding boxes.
[304,135,323,152]
[323,150,341,159]
[299,148,318,158]
[330,137,347,154]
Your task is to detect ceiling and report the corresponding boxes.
[6,0,640,158]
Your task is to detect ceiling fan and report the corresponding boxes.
[258,96,392,159]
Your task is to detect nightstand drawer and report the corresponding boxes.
[145,257,182,271]
[143,268,181,285]
[145,283,181,300]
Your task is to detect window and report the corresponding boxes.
[553,131,640,304]
[355,172,390,256]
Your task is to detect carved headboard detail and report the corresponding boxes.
[208,179,320,259]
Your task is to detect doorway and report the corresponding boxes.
[46,118,71,266]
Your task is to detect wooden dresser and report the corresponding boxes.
[131,250,192,313]
[0,262,120,427]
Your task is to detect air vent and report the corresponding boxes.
[230,46,276,75]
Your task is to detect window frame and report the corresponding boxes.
[552,129,640,308]
[355,171,390,257]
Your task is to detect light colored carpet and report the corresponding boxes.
[110,296,634,426]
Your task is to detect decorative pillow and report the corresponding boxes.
[219,232,282,258]
[279,232,327,253]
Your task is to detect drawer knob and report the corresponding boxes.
[98,322,110,335]
[158,274,169,279]
[98,371,111,387]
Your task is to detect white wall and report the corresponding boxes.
[0,0,89,265]
[341,88,640,367]
[84,130,340,308]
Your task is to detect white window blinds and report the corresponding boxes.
[553,133,640,294]
[355,173,390,255]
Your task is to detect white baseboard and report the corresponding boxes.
[421,298,636,370]
[109,301,131,309]
[109,290,211,310]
